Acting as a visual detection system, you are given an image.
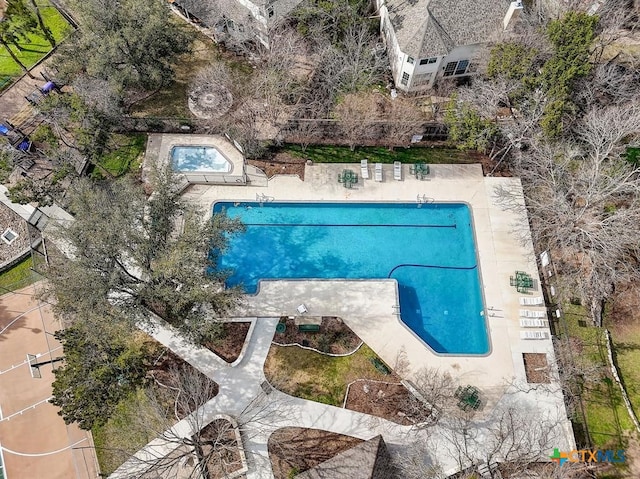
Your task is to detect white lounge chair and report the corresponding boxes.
[394,161,402,180]
[360,159,370,179]
[297,304,308,314]
[520,330,549,340]
[519,318,548,328]
[519,296,544,306]
[519,309,547,318]
[374,163,383,182]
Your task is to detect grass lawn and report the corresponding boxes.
[264,343,393,406]
[560,303,634,448]
[0,0,72,77]
[283,144,471,164]
[95,133,147,178]
[92,388,165,475]
[0,256,37,293]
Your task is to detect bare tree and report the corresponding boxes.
[112,363,290,479]
[497,109,640,325]
[384,97,426,148]
[334,92,384,150]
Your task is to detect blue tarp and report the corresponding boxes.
[0,124,8,135]
[41,81,56,93]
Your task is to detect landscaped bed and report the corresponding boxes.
[345,380,429,426]
[283,144,478,164]
[199,419,245,479]
[268,427,363,479]
[204,321,251,363]
[273,316,361,355]
[523,353,550,384]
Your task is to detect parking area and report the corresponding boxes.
[0,283,98,479]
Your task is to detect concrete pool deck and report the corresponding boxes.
[109,161,574,477]
[185,163,557,395]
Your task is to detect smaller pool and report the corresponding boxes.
[171,146,232,173]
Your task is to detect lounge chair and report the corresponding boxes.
[375,163,383,182]
[520,330,549,340]
[519,296,544,306]
[394,161,402,180]
[519,309,547,318]
[297,304,308,314]
[360,159,369,179]
[519,318,548,328]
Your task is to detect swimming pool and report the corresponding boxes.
[213,202,488,355]
[171,146,232,173]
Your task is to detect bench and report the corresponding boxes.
[298,324,321,332]
[370,357,391,375]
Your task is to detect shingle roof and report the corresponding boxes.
[296,435,394,479]
[386,0,509,58]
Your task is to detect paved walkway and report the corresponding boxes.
[77,160,576,477]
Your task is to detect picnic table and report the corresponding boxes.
[510,270,534,293]
[455,385,481,411]
[338,169,358,188]
[410,162,429,179]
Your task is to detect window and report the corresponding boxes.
[443,60,470,77]
[1,228,18,245]
[401,72,410,86]
[419,57,438,65]
[455,60,469,75]
[407,56,415,65]
[267,6,274,17]
[443,62,456,76]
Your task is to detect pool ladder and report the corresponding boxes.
[256,193,274,206]
[416,194,434,207]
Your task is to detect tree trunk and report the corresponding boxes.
[29,0,55,48]
[0,38,35,79]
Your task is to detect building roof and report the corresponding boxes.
[386,0,509,58]
[296,435,394,479]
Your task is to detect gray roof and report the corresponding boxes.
[386,0,509,58]
[296,435,394,479]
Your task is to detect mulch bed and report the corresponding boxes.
[200,419,244,479]
[344,380,430,425]
[268,427,363,479]
[249,152,306,179]
[273,316,361,355]
[204,321,251,363]
[523,353,551,384]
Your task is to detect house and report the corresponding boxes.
[168,0,304,48]
[296,435,395,479]
[376,0,523,91]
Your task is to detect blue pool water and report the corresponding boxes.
[171,146,231,172]
[213,202,488,355]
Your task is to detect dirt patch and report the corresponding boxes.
[523,353,551,384]
[200,419,244,479]
[249,151,306,179]
[344,380,430,425]
[268,427,362,479]
[204,321,251,363]
[273,316,361,355]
